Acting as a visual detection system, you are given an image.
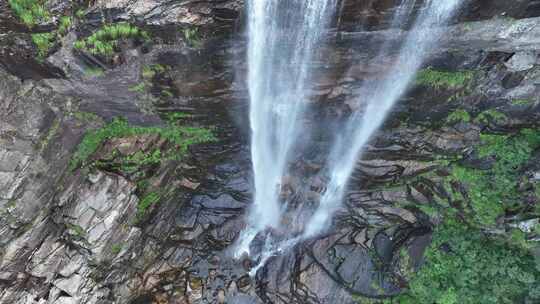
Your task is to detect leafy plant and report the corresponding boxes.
[72,111,100,123]
[446,109,471,124]
[8,0,49,27]
[83,67,105,77]
[449,130,540,227]
[161,90,174,98]
[474,109,507,125]
[164,112,191,122]
[396,220,540,304]
[183,27,203,48]
[58,16,72,35]
[119,150,163,173]
[137,191,160,217]
[397,128,540,303]
[75,9,86,19]
[142,64,166,79]
[110,244,123,254]
[416,68,474,89]
[74,23,150,57]
[31,32,54,58]
[128,83,146,93]
[69,117,215,171]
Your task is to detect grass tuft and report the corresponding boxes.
[31,32,54,58]
[8,0,49,27]
[446,109,471,124]
[416,68,474,89]
[137,191,160,218]
[74,23,150,57]
[69,117,215,171]
[474,109,507,125]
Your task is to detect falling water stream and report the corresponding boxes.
[304,0,465,238]
[236,0,465,273]
[235,0,337,258]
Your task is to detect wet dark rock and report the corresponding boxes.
[338,0,540,31]
[502,71,526,89]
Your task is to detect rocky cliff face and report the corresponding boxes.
[1,1,540,304]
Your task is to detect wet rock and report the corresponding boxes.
[504,51,538,72]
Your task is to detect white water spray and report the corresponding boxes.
[235,0,337,258]
[304,0,465,238]
[236,0,465,273]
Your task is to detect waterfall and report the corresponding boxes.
[236,0,465,272]
[235,0,337,258]
[304,0,464,238]
[391,0,418,29]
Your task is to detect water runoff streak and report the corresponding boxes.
[304,0,465,238]
[235,0,337,258]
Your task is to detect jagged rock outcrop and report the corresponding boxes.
[1,0,540,303]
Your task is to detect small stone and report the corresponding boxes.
[179,178,200,190]
[54,274,84,296]
[87,172,101,184]
[227,280,238,294]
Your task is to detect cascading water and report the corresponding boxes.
[236,0,465,273]
[235,0,337,258]
[304,0,465,238]
[391,0,418,29]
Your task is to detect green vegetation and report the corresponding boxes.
[511,98,534,106]
[462,22,473,32]
[66,223,86,238]
[396,128,540,303]
[130,64,171,95]
[142,64,167,79]
[72,111,101,123]
[164,112,191,122]
[183,27,203,48]
[449,129,540,227]
[8,0,49,27]
[9,0,54,58]
[69,117,215,171]
[446,109,471,124]
[9,1,82,59]
[84,67,105,77]
[116,149,163,173]
[397,220,540,304]
[37,118,60,152]
[75,9,85,19]
[137,191,160,217]
[474,109,507,125]
[58,16,72,35]
[31,32,54,58]
[416,68,474,89]
[5,199,17,210]
[128,83,147,93]
[161,90,174,98]
[74,23,150,57]
[111,244,123,254]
